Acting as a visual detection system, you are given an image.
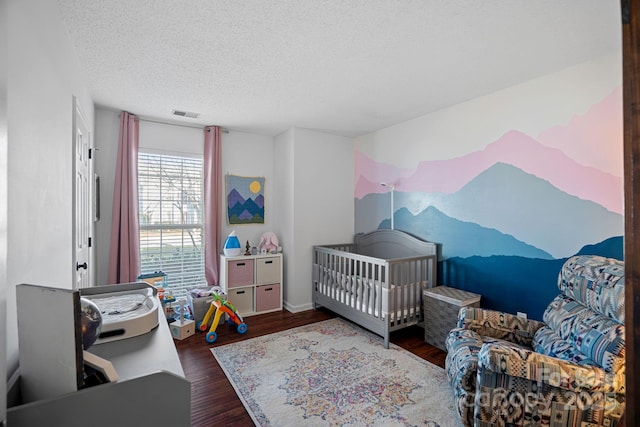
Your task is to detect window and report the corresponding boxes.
[138,152,205,296]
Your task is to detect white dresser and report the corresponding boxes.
[220,253,283,316]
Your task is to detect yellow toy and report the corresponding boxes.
[197,293,247,343]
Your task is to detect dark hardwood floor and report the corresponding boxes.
[174,308,447,426]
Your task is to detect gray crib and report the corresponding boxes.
[312,229,438,348]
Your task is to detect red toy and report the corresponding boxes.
[197,293,247,343]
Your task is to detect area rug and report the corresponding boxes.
[211,318,464,427]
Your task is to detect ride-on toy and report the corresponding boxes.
[197,293,247,343]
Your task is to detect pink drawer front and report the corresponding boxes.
[255,284,281,312]
[228,259,254,288]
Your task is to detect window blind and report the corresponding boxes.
[138,152,205,297]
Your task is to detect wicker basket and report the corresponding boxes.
[423,286,481,351]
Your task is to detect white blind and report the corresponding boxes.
[138,152,205,297]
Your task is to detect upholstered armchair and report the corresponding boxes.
[444,255,625,427]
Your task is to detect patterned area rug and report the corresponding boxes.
[211,318,464,427]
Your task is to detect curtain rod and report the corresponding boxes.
[134,115,229,133]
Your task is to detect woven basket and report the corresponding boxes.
[423,287,480,351]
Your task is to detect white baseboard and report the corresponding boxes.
[283,300,314,313]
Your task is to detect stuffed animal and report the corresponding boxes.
[258,232,281,253]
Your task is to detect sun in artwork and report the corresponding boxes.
[249,180,261,194]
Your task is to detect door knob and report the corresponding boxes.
[76,262,88,271]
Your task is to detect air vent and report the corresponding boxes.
[172,110,200,119]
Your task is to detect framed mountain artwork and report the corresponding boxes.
[226,174,265,225]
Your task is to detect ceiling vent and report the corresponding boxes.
[172,109,200,119]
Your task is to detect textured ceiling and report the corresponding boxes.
[56,1,621,137]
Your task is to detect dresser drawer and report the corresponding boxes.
[228,287,254,315]
[255,284,281,312]
[255,257,280,284]
[227,259,254,288]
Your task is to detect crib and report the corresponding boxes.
[312,229,438,348]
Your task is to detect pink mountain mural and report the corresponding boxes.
[537,86,622,177]
[356,87,623,214]
[356,131,623,214]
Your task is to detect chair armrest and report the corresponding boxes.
[478,342,624,394]
[457,307,545,347]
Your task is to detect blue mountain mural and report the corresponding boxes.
[577,236,623,260]
[443,255,565,321]
[357,163,623,259]
[443,236,623,321]
[381,206,553,259]
[415,163,623,258]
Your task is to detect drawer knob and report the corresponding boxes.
[265,260,273,264]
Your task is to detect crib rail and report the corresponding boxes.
[313,245,387,315]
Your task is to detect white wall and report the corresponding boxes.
[221,130,278,251]
[6,0,94,381]
[274,129,295,304]
[277,128,354,312]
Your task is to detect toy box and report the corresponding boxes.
[188,287,227,325]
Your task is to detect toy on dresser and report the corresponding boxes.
[258,232,282,254]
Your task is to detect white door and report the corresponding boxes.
[73,97,92,289]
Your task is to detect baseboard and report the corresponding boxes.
[283,300,314,313]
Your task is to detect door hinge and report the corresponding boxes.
[88,237,92,247]
[89,148,93,159]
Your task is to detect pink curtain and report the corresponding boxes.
[204,126,222,285]
[108,112,141,283]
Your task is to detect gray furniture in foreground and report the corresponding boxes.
[8,283,190,427]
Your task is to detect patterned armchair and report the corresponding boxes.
[444,255,625,427]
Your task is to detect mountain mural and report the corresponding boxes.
[355,130,622,214]
[442,237,623,321]
[443,256,565,321]
[357,163,623,258]
[382,206,553,259]
[410,163,621,258]
[576,236,623,260]
[354,81,622,320]
[536,86,622,177]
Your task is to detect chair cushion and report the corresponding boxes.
[479,342,624,394]
[539,295,625,374]
[533,326,597,367]
[475,343,625,426]
[457,307,545,347]
[558,255,624,324]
